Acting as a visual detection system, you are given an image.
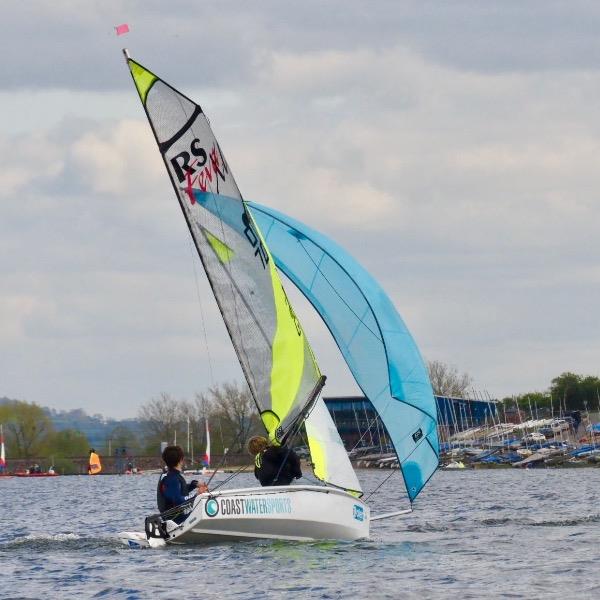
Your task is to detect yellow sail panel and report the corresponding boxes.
[128,62,157,105]
[260,410,281,441]
[89,452,102,475]
[269,277,306,429]
[205,229,234,263]
[307,433,327,481]
[248,209,316,440]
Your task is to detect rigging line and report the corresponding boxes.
[187,114,267,415]
[205,427,245,488]
[344,395,429,500]
[209,463,252,492]
[188,239,215,387]
[363,468,397,503]
[196,222,264,410]
[211,410,312,493]
[347,393,392,454]
[170,98,257,398]
[273,386,323,483]
[294,238,382,342]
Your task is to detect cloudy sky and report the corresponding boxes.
[1,1,599,417]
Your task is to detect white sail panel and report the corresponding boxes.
[305,399,362,495]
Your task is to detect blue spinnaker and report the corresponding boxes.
[248,202,439,502]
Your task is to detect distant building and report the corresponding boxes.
[323,395,499,450]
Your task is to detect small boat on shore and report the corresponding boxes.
[443,460,467,470]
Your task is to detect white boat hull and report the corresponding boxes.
[119,485,369,546]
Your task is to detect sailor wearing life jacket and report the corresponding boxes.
[157,445,208,514]
[248,436,302,486]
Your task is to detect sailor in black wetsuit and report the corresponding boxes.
[248,436,302,486]
[157,445,208,516]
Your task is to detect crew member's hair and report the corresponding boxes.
[247,436,268,456]
[162,445,185,468]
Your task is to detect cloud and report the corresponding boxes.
[3,1,600,95]
[2,3,600,416]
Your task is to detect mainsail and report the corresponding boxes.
[248,202,439,502]
[89,451,102,475]
[124,56,325,445]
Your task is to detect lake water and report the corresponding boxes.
[1,468,599,599]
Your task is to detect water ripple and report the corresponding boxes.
[1,469,598,598]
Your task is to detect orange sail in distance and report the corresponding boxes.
[88,451,102,475]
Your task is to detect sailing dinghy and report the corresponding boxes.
[118,51,437,546]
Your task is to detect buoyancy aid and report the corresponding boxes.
[157,469,195,512]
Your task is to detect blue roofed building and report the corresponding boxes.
[324,395,499,450]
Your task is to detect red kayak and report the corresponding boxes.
[14,472,59,477]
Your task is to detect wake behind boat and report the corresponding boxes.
[118,51,438,546]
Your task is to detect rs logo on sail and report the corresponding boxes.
[171,139,228,192]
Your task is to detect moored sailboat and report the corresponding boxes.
[0,424,9,477]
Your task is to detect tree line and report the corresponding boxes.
[425,362,600,416]
[137,381,263,459]
[0,400,90,469]
[2,367,597,468]
[501,372,600,414]
[0,382,263,467]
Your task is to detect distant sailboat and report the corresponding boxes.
[202,418,211,471]
[88,450,102,475]
[0,424,7,476]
